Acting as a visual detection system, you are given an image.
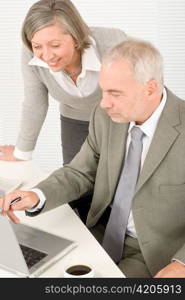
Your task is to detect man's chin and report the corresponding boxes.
[111,117,126,124]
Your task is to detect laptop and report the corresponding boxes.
[0,214,76,277]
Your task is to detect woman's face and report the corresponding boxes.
[31,24,80,72]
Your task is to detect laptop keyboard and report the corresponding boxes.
[19,244,47,269]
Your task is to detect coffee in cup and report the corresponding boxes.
[64,264,94,278]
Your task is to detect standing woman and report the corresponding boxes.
[0,0,126,220]
[0,0,126,164]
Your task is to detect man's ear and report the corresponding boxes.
[146,79,159,96]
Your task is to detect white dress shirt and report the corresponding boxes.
[14,37,101,160]
[126,88,167,237]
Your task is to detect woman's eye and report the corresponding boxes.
[33,46,40,50]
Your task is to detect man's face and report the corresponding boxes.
[99,58,150,125]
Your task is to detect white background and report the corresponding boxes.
[0,0,185,172]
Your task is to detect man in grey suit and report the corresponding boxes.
[1,38,185,278]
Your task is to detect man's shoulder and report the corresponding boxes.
[92,104,124,130]
[92,103,109,122]
[89,104,112,134]
[166,88,185,112]
[166,87,185,103]
[164,88,185,128]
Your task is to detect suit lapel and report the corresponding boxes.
[107,122,129,196]
[136,89,181,194]
[107,88,181,199]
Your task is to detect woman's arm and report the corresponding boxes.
[15,46,49,153]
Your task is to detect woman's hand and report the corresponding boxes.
[0,145,24,161]
[0,190,40,223]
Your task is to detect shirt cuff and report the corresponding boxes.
[14,147,33,160]
[26,188,46,212]
[171,258,185,266]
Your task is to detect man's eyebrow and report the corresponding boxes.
[107,89,123,93]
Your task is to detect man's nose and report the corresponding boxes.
[100,94,112,109]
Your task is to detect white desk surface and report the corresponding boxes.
[0,161,124,278]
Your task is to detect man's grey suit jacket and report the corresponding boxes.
[36,88,185,276]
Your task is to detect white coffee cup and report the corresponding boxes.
[63,263,94,278]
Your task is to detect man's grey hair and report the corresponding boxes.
[22,0,91,53]
[103,37,164,89]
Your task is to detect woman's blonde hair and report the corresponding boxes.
[22,0,91,53]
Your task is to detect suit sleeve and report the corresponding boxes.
[15,46,49,152]
[172,244,185,264]
[34,105,101,213]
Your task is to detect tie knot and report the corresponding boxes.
[130,126,144,141]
